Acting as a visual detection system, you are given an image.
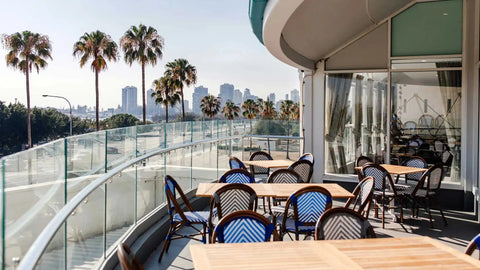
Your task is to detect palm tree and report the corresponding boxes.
[151,76,180,123]
[242,99,259,132]
[120,24,164,124]
[256,98,264,116]
[73,31,118,131]
[2,31,52,148]
[280,100,296,159]
[200,95,221,120]
[165,59,197,121]
[262,99,276,119]
[222,101,240,120]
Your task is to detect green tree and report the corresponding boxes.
[2,31,52,148]
[151,76,180,123]
[165,59,197,121]
[256,98,264,116]
[280,100,297,159]
[174,112,198,122]
[242,99,259,132]
[200,95,221,120]
[101,113,139,129]
[120,24,164,124]
[73,30,118,131]
[221,101,240,120]
[262,99,276,119]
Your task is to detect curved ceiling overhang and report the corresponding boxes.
[261,0,414,70]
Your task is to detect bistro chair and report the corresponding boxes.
[228,156,248,171]
[218,169,255,184]
[208,183,257,242]
[288,159,314,183]
[159,175,209,263]
[249,151,273,182]
[315,208,376,240]
[344,177,374,218]
[465,233,480,259]
[266,169,303,220]
[117,243,144,270]
[278,186,332,240]
[299,153,315,165]
[362,163,402,228]
[355,156,373,181]
[212,210,278,243]
[399,156,428,184]
[398,164,447,227]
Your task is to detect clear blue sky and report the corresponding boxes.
[0,0,298,110]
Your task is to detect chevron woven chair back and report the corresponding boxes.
[425,164,444,191]
[465,233,480,259]
[402,156,428,181]
[288,160,314,183]
[219,169,255,184]
[315,208,376,240]
[213,210,276,243]
[249,151,273,175]
[362,164,393,191]
[229,156,247,171]
[211,184,257,220]
[355,156,373,167]
[345,177,374,214]
[299,153,315,165]
[267,169,302,184]
[288,186,332,225]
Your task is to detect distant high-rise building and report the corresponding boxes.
[192,86,208,115]
[276,100,284,112]
[233,89,243,105]
[285,94,289,100]
[243,88,254,101]
[291,89,299,103]
[268,93,276,104]
[122,86,137,115]
[219,83,234,108]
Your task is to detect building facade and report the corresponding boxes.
[122,86,138,115]
[192,85,209,116]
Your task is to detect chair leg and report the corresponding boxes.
[158,225,174,263]
[425,198,433,228]
[382,202,385,229]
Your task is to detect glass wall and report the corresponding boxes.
[391,69,462,183]
[325,73,388,174]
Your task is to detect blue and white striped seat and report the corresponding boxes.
[173,211,210,223]
[213,210,277,243]
[219,169,255,184]
[465,233,480,259]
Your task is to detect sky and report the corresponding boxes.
[0,0,299,111]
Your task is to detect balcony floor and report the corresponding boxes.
[144,201,480,270]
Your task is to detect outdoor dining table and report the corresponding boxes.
[242,159,294,169]
[196,182,354,199]
[190,236,480,269]
[355,164,427,175]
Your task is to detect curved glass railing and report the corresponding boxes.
[0,119,301,269]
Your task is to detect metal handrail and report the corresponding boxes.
[18,134,303,269]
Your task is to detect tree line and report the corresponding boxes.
[2,24,195,148]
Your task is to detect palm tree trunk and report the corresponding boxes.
[141,63,146,125]
[181,87,185,121]
[95,69,100,131]
[26,66,32,148]
[165,104,169,123]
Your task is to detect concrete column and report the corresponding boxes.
[311,61,325,182]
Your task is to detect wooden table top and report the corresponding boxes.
[196,183,354,199]
[242,159,294,169]
[355,164,428,175]
[190,236,480,269]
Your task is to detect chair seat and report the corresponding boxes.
[270,205,294,218]
[173,211,210,223]
[373,190,396,197]
[279,217,315,232]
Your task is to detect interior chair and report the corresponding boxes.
[344,176,374,218]
[158,175,209,263]
[208,183,257,241]
[249,151,273,182]
[212,210,278,243]
[399,164,447,228]
[403,121,417,136]
[315,208,376,240]
[229,156,248,171]
[278,186,332,240]
[288,159,313,183]
[399,156,428,184]
[218,168,255,184]
[299,153,314,165]
[362,163,402,228]
[266,169,303,221]
[465,233,480,259]
[355,156,374,181]
[117,243,144,270]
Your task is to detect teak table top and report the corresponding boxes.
[190,236,480,269]
[196,183,354,199]
[242,159,294,169]
[355,164,428,175]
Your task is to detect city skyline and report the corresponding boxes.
[0,0,298,111]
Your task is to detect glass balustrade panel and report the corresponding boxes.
[34,224,66,270]
[106,127,137,171]
[191,142,218,188]
[136,154,166,219]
